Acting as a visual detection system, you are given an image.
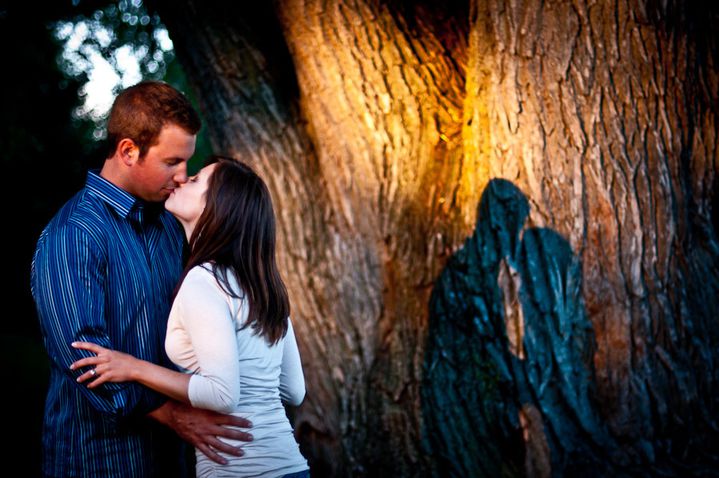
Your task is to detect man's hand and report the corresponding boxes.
[149,401,253,464]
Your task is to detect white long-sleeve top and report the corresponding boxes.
[165,264,308,478]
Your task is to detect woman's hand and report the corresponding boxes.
[70,341,139,388]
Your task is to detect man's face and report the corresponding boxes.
[131,123,196,202]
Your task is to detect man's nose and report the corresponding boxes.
[174,164,188,184]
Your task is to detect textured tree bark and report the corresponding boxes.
[424,0,719,475]
[151,0,719,476]
[153,0,472,475]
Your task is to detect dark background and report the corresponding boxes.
[0,2,207,474]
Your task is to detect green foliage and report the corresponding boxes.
[51,1,174,136]
[50,0,211,169]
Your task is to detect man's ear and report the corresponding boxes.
[117,138,139,166]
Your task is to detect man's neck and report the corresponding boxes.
[100,157,134,196]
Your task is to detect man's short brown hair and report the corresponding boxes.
[106,81,201,159]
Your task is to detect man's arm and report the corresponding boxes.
[69,343,255,465]
[148,401,253,465]
[31,225,165,418]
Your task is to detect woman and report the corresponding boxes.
[70,157,309,478]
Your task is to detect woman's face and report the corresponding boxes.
[165,162,217,225]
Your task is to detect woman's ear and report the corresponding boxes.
[117,138,139,166]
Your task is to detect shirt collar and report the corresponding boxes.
[85,170,163,223]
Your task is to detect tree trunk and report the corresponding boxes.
[151,0,719,476]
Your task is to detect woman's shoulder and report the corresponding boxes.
[184,262,216,281]
[179,263,224,293]
[187,262,215,275]
[183,263,244,297]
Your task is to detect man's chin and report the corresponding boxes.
[155,190,173,202]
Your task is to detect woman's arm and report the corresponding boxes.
[279,318,306,406]
[176,267,241,413]
[71,341,253,465]
[72,267,241,414]
[70,341,191,405]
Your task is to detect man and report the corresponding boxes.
[31,81,251,477]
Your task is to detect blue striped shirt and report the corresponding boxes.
[31,171,188,477]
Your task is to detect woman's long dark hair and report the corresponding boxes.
[179,156,290,344]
